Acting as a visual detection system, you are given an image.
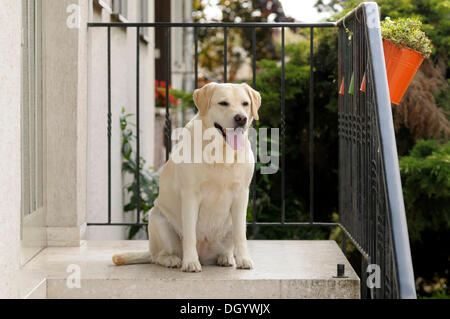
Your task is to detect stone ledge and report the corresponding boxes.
[22,240,360,299]
[46,224,86,247]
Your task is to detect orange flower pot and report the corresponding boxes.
[360,38,424,105]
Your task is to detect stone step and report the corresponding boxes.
[21,240,360,299]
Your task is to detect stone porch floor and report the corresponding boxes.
[21,240,360,299]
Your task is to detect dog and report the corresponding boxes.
[112,82,261,272]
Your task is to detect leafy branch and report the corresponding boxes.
[121,108,160,239]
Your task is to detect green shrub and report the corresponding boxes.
[381,17,432,57]
[399,140,450,243]
[120,109,159,239]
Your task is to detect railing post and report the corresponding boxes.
[280,26,285,224]
[251,27,257,225]
[165,27,171,161]
[194,26,198,90]
[309,27,314,225]
[223,26,227,83]
[363,2,416,299]
[361,258,367,299]
[107,26,112,224]
[342,232,347,255]
[136,27,141,223]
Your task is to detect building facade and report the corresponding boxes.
[0,0,192,297]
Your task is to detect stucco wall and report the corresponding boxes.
[86,0,156,239]
[0,0,22,298]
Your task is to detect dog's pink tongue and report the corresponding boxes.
[226,128,245,150]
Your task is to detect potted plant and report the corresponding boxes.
[155,79,179,109]
[361,17,432,104]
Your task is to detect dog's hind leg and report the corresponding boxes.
[149,208,182,268]
[112,207,181,267]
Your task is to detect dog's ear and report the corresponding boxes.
[242,83,261,121]
[193,82,218,116]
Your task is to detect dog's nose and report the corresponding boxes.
[234,114,247,127]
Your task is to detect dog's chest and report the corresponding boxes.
[192,163,252,241]
[195,179,239,240]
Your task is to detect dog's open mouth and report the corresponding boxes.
[214,123,226,138]
[214,123,245,150]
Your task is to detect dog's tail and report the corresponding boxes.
[112,251,153,266]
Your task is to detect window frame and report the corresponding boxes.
[21,0,46,265]
[112,0,128,22]
[21,0,44,218]
[140,0,150,42]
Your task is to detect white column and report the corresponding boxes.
[44,0,88,246]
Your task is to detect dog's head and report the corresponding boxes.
[193,82,261,150]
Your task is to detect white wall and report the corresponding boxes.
[86,0,156,239]
[0,0,23,298]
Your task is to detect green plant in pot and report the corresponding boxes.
[361,17,432,105]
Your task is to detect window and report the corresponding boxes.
[140,0,149,39]
[22,0,44,217]
[112,0,128,19]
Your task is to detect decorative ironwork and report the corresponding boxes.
[337,3,415,298]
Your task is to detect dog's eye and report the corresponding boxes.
[219,101,229,107]
[242,101,249,106]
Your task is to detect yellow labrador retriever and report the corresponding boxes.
[112,82,261,272]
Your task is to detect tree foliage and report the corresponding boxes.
[399,140,450,295]
[193,0,294,81]
[400,140,450,243]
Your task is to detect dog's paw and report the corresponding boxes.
[182,259,202,272]
[217,254,235,267]
[156,254,182,268]
[235,256,254,269]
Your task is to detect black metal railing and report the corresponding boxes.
[87,2,415,299]
[88,20,334,229]
[336,2,416,298]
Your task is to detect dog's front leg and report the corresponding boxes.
[231,189,254,269]
[180,192,202,272]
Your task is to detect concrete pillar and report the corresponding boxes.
[44,0,88,246]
